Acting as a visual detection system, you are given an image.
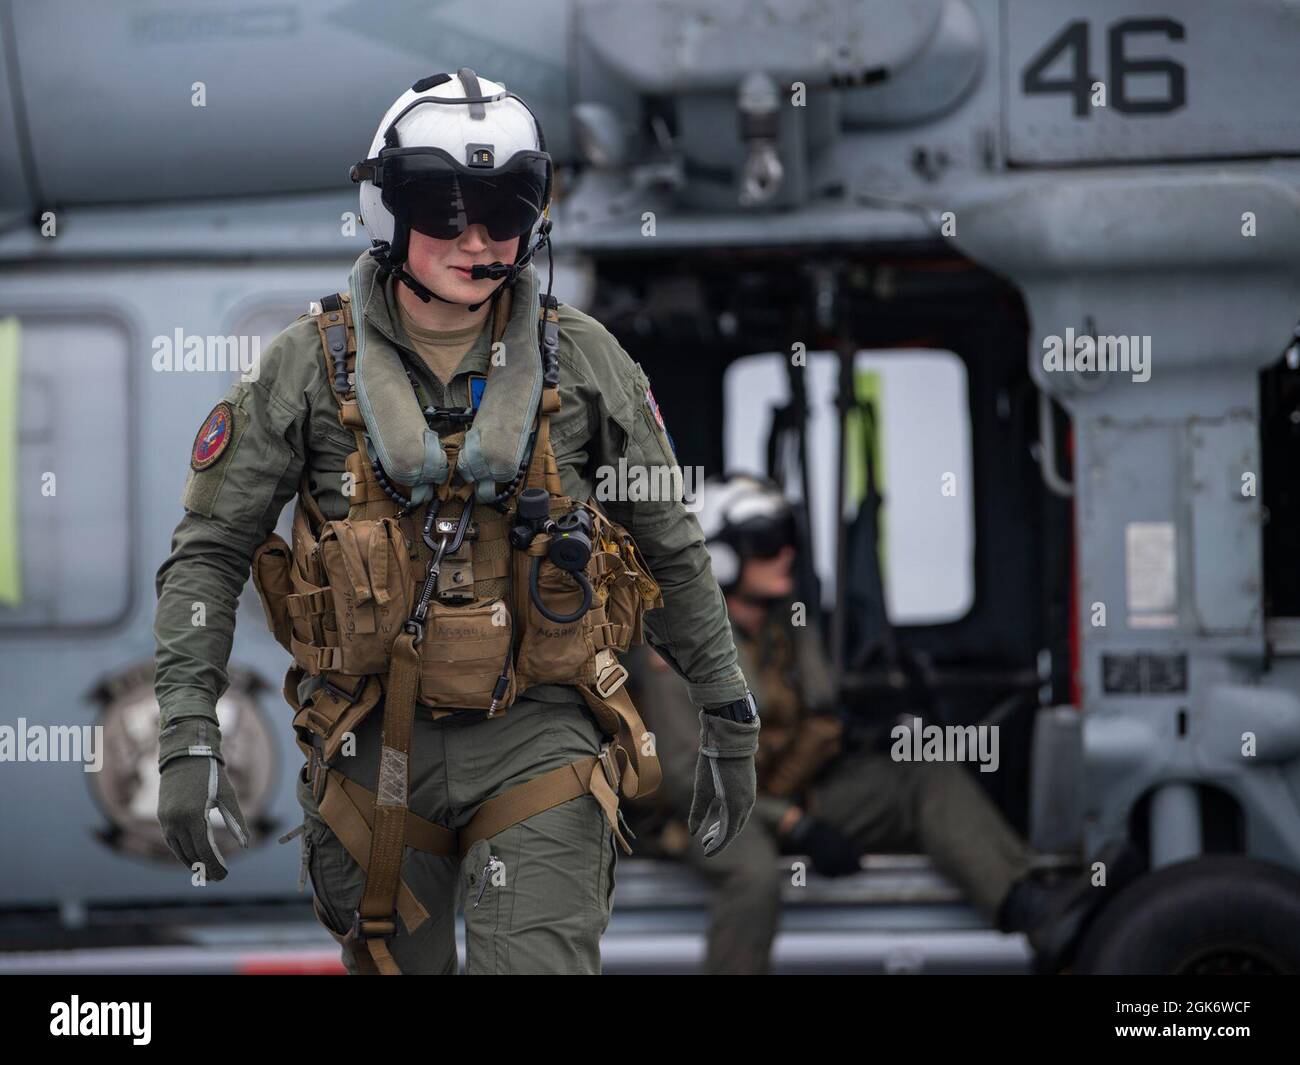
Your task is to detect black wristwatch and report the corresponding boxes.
[703,690,759,724]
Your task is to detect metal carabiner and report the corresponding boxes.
[421,495,475,553]
[409,495,477,629]
[421,498,443,553]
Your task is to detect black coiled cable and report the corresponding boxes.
[366,437,412,513]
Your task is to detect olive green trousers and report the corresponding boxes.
[296,695,618,974]
[684,751,1037,974]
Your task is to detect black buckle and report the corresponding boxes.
[304,747,328,803]
[322,674,366,705]
[404,618,426,648]
[597,744,621,794]
[423,405,475,429]
[349,910,397,942]
[349,159,381,185]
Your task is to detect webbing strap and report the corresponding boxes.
[290,635,343,675]
[313,293,365,431]
[337,773,458,854]
[308,748,632,972]
[318,768,430,932]
[458,756,597,858]
[352,628,420,975]
[316,754,617,861]
[286,588,330,618]
[523,400,563,495]
[575,683,662,800]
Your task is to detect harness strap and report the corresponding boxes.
[313,294,365,431]
[457,754,629,863]
[525,390,564,496]
[574,682,663,801]
[317,767,431,933]
[306,744,633,974]
[319,754,621,858]
[350,628,421,976]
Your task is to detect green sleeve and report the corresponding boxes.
[633,650,705,816]
[580,326,749,709]
[153,329,316,728]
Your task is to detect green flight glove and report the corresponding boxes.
[156,715,249,882]
[688,711,760,857]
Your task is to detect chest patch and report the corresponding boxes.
[469,373,487,411]
[645,385,677,458]
[645,386,665,430]
[191,401,234,471]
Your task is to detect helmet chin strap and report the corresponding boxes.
[373,218,552,313]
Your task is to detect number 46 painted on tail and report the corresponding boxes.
[1022,18,1187,118]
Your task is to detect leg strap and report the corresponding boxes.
[308,746,633,975]
[349,629,421,976]
[306,648,653,975]
[458,751,632,858]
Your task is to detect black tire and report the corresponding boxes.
[1074,855,1300,974]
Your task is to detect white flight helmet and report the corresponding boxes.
[351,68,553,308]
[698,473,799,591]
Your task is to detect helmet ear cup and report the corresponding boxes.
[707,540,740,590]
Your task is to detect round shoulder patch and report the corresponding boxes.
[191,401,235,471]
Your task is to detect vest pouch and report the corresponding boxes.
[317,517,412,676]
[285,505,342,676]
[592,549,640,654]
[590,514,661,654]
[515,555,604,686]
[251,533,294,652]
[417,597,516,712]
[616,529,663,639]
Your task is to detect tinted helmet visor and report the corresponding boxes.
[730,511,798,559]
[380,148,550,241]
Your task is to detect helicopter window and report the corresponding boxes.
[0,312,131,630]
[722,349,974,624]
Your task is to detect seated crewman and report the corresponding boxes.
[629,473,1119,974]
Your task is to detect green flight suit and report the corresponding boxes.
[633,612,1036,975]
[153,254,748,974]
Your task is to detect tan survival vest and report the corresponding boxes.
[747,623,842,800]
[250,289,664,975]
